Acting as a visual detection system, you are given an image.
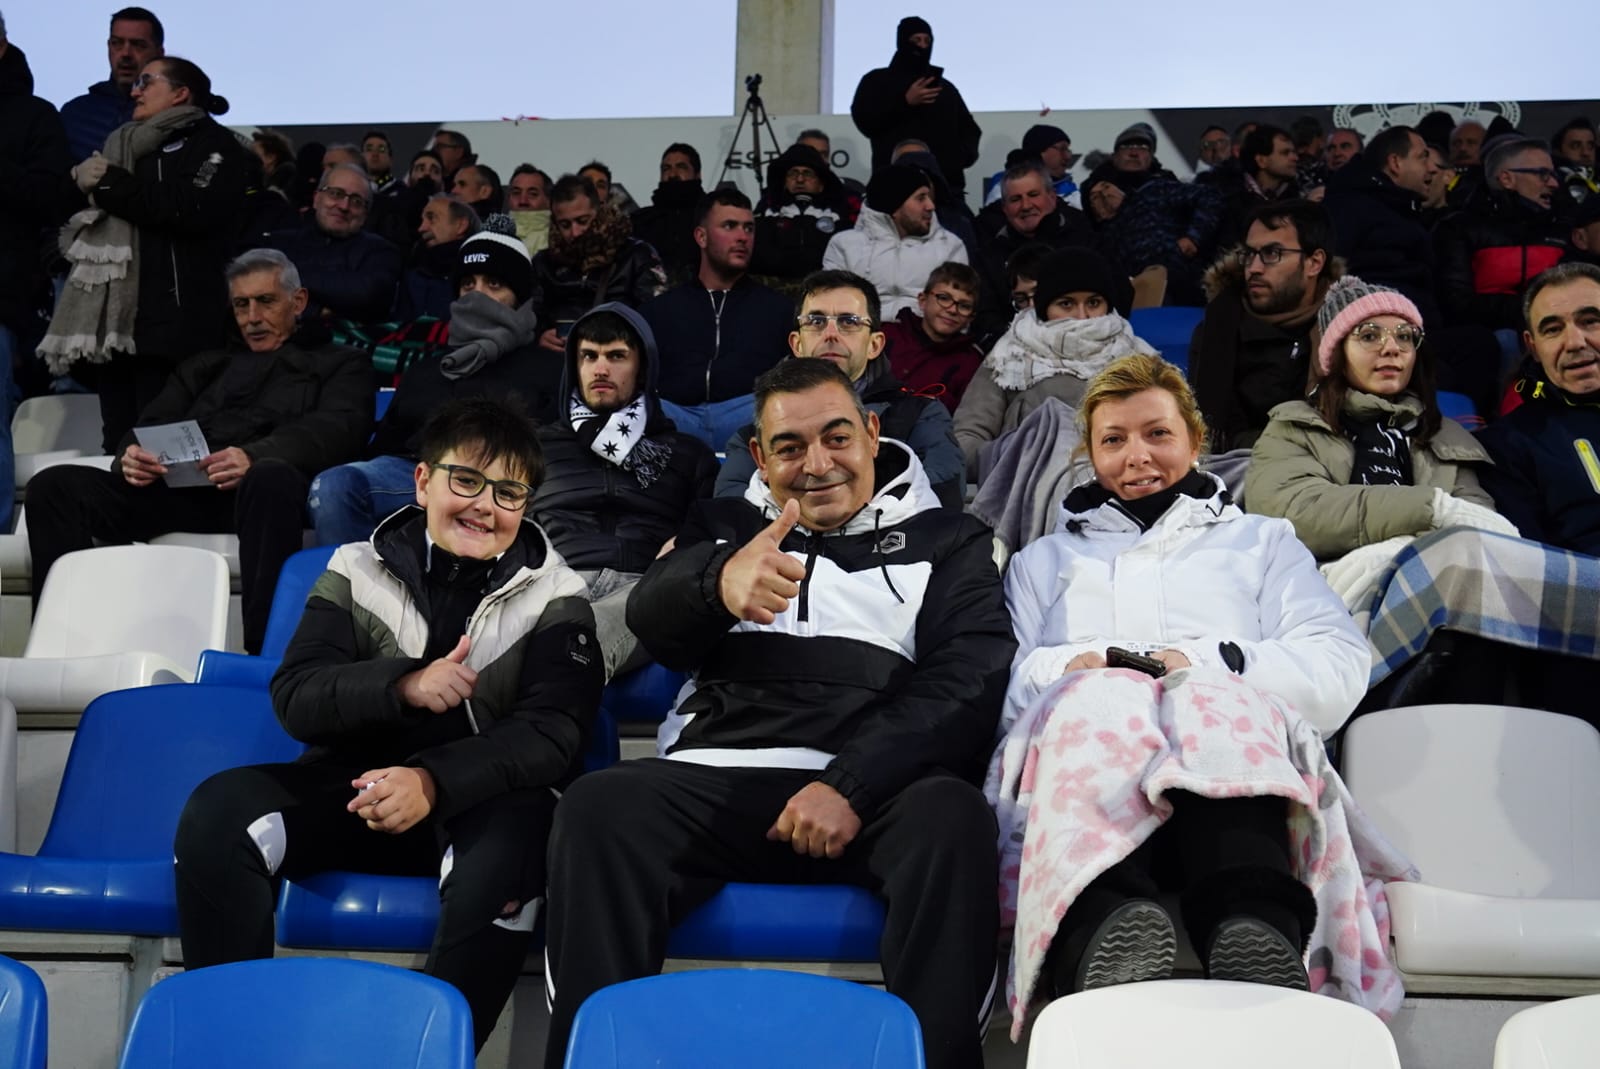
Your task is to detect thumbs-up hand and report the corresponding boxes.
[718,498,808,624]
[396,635,477,713]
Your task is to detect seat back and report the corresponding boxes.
[118,958,473,1069]
[11,395,102,455]
[39,684,303,860]
[1493,993,1600,1068]
[1342,704,1600,898]
[1128,306,1205,375]
[25,545,230,663]
[0,955,46,1069]
[262,545,338,659]
[1024,980,1400,1068]
[564,968,923,1068]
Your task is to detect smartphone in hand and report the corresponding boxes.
[1106,646,1168,678]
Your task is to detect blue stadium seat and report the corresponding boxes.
[375,388,396,422]
[563,968,924,1069]
[118,958,473,1069]
[1129,306,1206,376]
[667,882,886,961]
[0,685,302,936]
[195,545,337,685]
[602,662,687,726]
[1437,390,1483,430]
[276,870,440,952]
[0,955,46,1069]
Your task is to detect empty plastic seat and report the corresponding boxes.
[118,958,473,1068]
[276,870,441,952]
[11,395,103,490]
[194,545,336,687]
[1128,306,1205,376]
[1024,979,1400,1067]
[601,662,687,726]
[0,954,46,1069]
[0,684,302,935]
[0,545,230,712]
[564,968,923,1068]
[1493,993,1600,1068]
[1341,704,1600,979]
[1437,390,1483,430]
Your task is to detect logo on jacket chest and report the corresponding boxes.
[877,531,906,555]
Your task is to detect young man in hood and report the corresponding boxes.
[715,269,966,508]
[175,396,603,1056]
[849,15,982,194]
[822,163,968,321]
[543,355,1014,1069]
[531,302,717,678]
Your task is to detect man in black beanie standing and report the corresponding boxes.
[850,16,981,194]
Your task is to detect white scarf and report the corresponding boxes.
[569,393,671,487]
[986,310,1157,391]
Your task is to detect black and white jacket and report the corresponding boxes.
[627,441,1015,818]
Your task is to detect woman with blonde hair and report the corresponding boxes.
[986,353,1410,1038]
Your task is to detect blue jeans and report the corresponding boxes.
[307,454,418,546]
[658,394,756,453]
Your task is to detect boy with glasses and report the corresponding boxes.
[174,395,602,1054]
[883,262,985,412]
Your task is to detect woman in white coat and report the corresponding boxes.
[986,354,1395,1029]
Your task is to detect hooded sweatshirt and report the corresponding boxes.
[531,302,718,573]
[848,18,982,192]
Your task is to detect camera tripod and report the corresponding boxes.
[718,73,782,191]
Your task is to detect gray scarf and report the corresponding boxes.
[38,105,208,374]
[437,292,538,380]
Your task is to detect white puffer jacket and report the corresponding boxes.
[821,206,968,320]
[1002,474,1369,734]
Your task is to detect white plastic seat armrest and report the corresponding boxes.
[0,653,192,713]
[1387,880,1600,978]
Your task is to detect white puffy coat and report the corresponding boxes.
[821,206,968,320]
[1003,475,1369,734]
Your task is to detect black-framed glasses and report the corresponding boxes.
[1505,167,1558,183]
[1010,290,1035,311]
[1235,244,1305,267]
[317,186,370,210]
[1350,323,1424,351]
[429,464,532,510]
[797,313,873,335]
[929,291,976,316]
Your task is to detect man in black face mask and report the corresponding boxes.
[850,16,981,195]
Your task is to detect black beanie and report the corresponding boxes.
[897,16,932,50]
[1032,247,1134,318]
[453,231,534,307]
[866,164,931,214]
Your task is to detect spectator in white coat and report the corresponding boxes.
[823,164,967,320]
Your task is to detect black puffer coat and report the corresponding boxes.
[531,303,717,573]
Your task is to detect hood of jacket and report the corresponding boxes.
[741,437,941,536]
[559,301,666,425]
[368,503,567,600]
[0,41,33,96]
[1057,470,1238,537]
[764,143,847,206]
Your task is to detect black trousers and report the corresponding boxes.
[25,457,310,653]
[92,353,174,455]
[543,760,1000,1069]
[173,761,557,1051]
[1054,791,1315,968]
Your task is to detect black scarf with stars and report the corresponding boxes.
[569,392,673,488]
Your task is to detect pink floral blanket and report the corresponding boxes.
[984,666,1418,1040]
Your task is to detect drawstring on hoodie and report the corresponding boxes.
[872,509,905,604]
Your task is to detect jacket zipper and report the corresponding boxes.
[705,289,726,404]
[796,533,821,623]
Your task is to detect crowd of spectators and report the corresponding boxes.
[6,6,1600,1068]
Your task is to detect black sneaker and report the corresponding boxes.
[1074,899,1177,991]
[1206,915,1309,989]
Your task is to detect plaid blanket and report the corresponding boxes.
[1357,527,1600,686]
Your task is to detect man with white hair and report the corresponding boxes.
[25,249,372,654]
